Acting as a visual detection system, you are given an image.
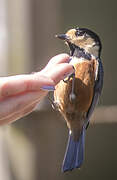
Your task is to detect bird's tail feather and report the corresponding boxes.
[62,128,85,172]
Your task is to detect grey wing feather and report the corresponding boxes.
[85,59,104,127]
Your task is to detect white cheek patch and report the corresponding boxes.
[69,57,85,66]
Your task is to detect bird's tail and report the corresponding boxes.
[62,128,85,172]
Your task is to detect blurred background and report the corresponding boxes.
[0,0,117,179]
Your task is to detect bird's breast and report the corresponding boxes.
[54,57,98,133]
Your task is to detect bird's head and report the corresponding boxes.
[56,27,102,58]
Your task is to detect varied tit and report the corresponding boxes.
[54,27,104,172]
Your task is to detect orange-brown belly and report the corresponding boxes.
[54,59,97,115]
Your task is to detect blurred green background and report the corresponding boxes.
[0,0,117,180]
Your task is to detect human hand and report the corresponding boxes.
[0,54,74,125]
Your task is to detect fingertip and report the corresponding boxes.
[57,53,70,62]
[58,53,70,59]
[50,53,70,64]
[65,64,75,74]
[50,63,75,85]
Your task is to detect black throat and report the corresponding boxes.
[69,43,92,60]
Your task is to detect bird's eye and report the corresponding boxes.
[75,30,85,37]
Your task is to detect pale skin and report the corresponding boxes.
[0,54,74,126]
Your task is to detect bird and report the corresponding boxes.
[53,27,104,172]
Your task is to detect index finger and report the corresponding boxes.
[42,54,70,72]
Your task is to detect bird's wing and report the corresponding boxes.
[85,58,104,128]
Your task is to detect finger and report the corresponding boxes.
[49,53,70,64]
[41,53,70,72]
[47,63,75,84]
[0,74,54,99]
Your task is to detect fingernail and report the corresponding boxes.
[41,85,55,91]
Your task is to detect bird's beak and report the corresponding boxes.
[55,34,70,41]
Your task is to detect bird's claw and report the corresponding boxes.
[63,72,75,83]
[48,96,60,111]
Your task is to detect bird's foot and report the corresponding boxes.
[48,96,60,111]
[63,74,73,83]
